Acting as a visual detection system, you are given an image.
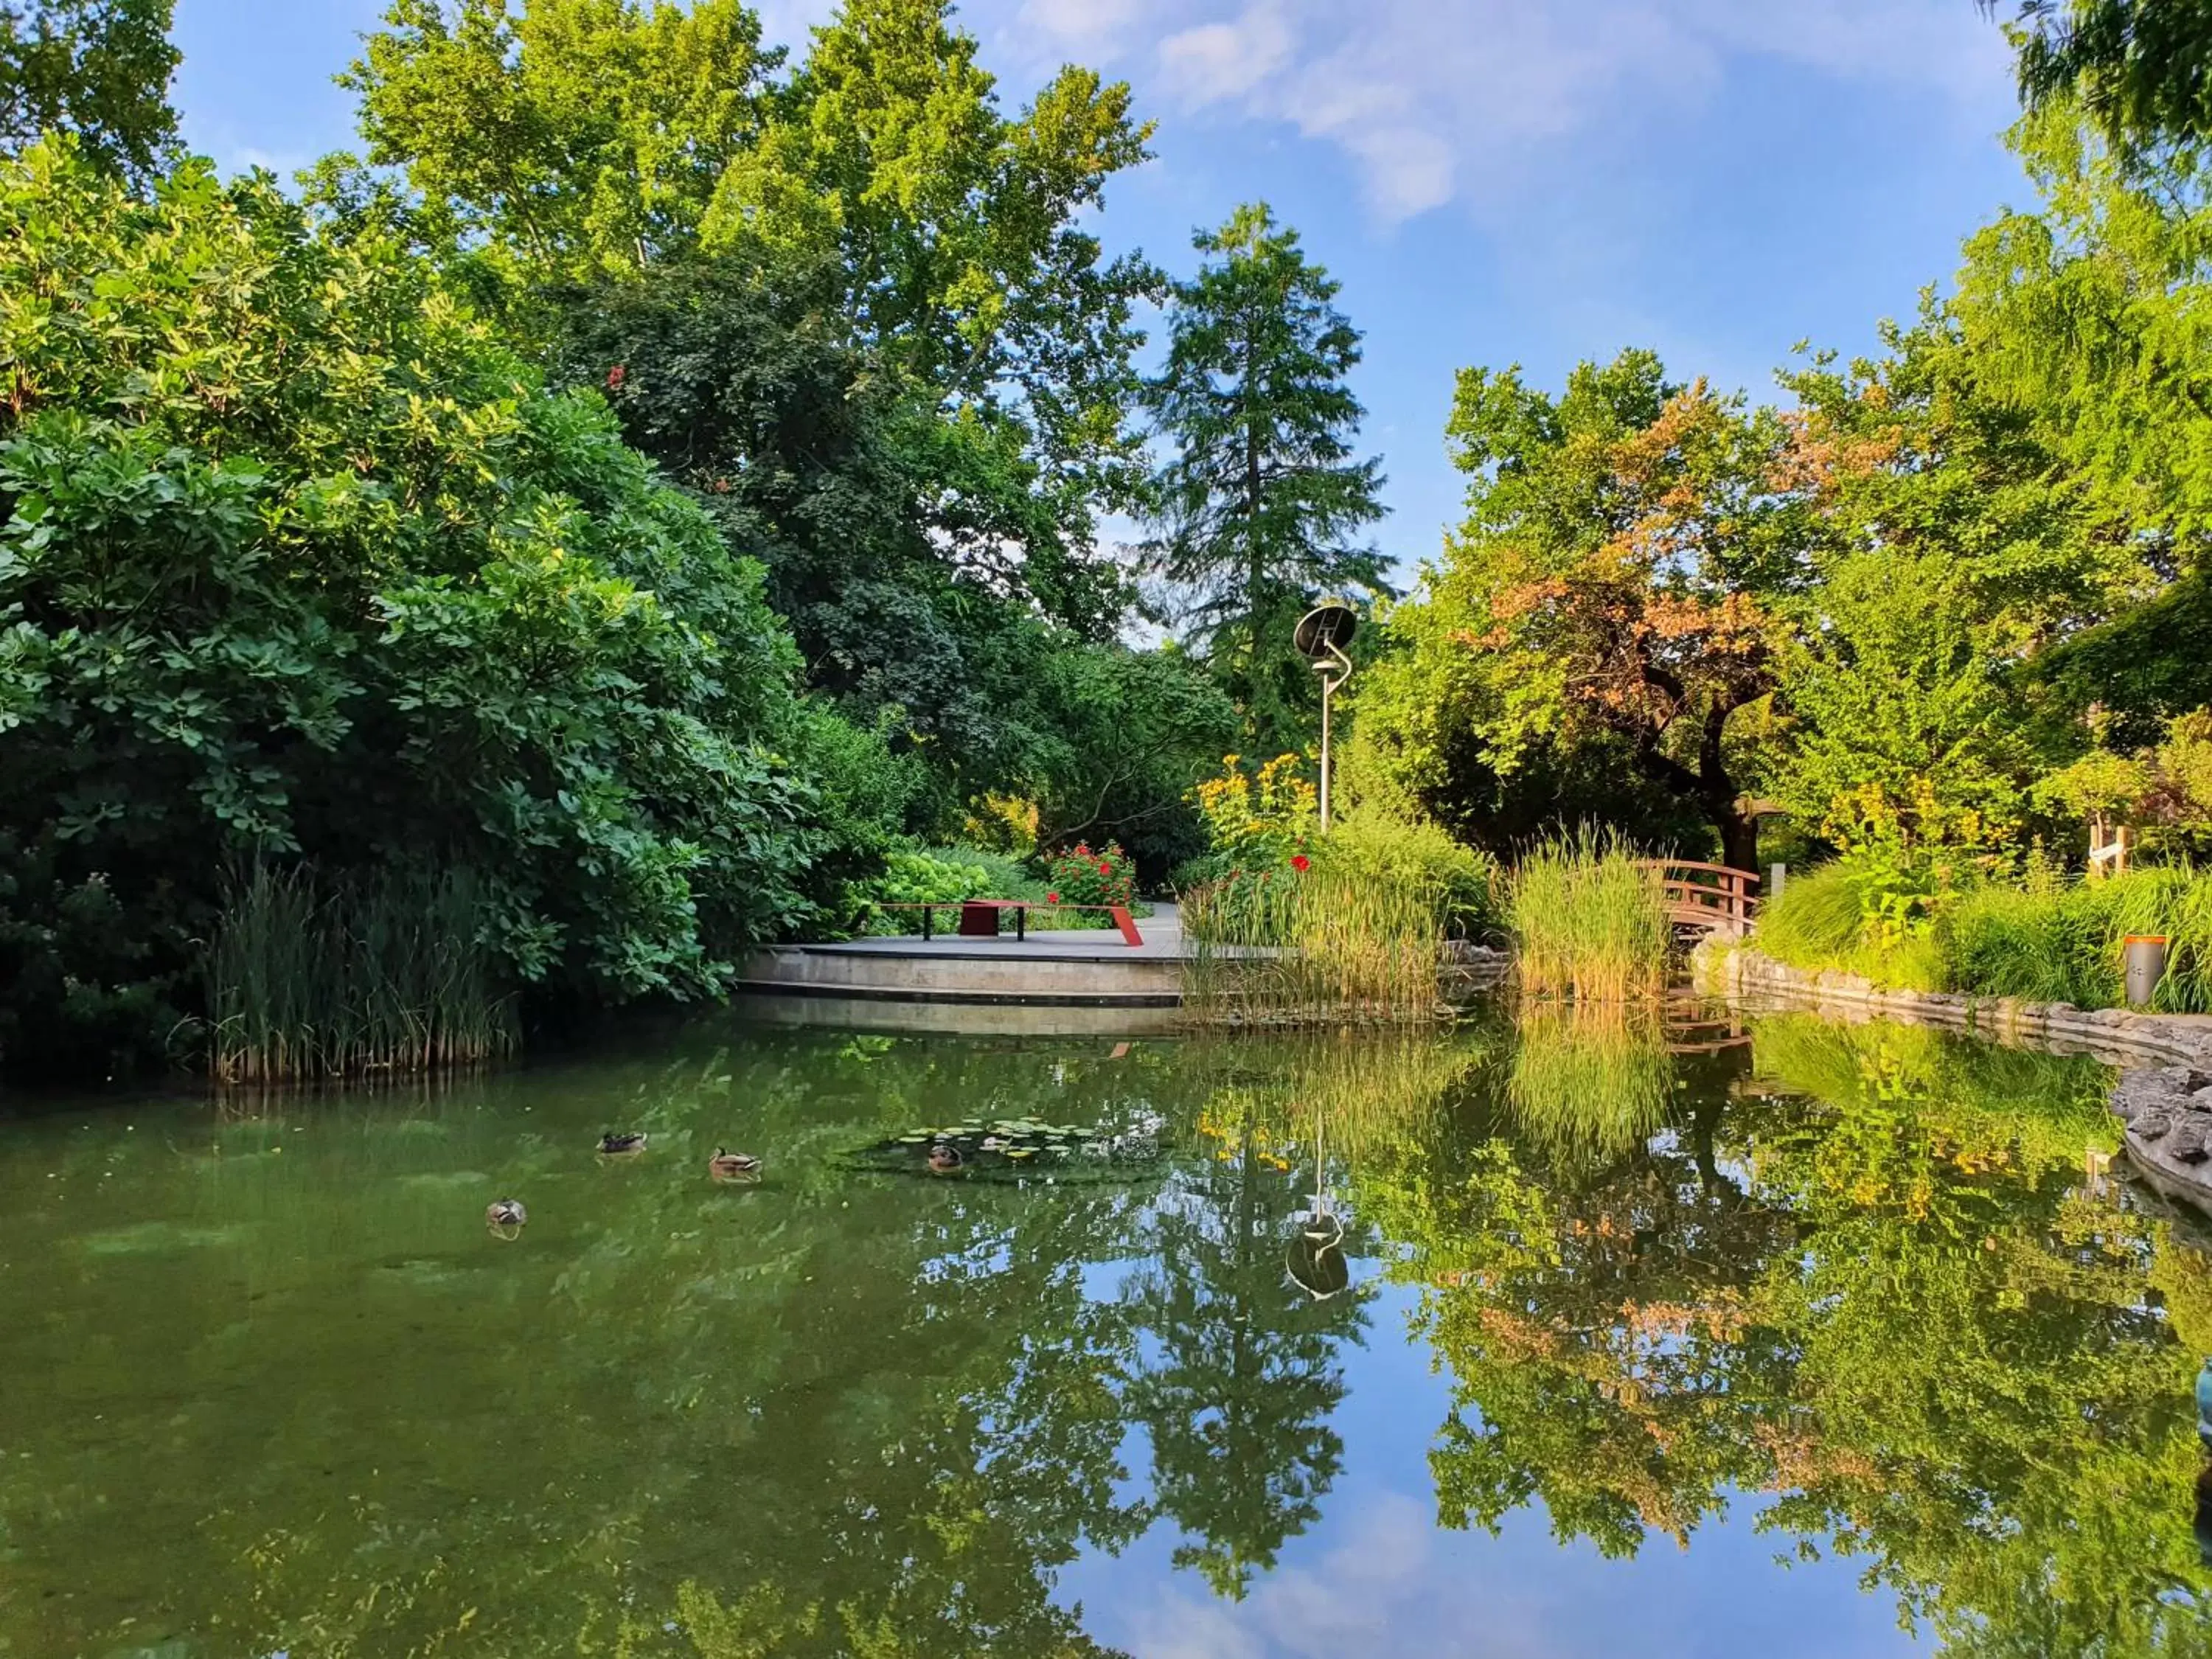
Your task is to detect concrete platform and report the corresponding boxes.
[740,914,1192,1009]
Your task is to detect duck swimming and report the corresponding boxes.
[485,1199,528,1234]
[709,1149,762,1183]
[599,1131,647,1155]
[927,1143,965,1175]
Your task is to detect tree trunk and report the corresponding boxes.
[1716,804,1760,874]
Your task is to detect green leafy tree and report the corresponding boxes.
[1144,203,1390,754]
[1994,0,2212,155]
[342,0,773,292]
[1374,350,1794,869]
[0,140,882,1076]
[0,0,175,182]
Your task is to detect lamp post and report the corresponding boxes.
[1294,603,1358,832]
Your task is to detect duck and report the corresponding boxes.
[709,1148,762,1183]
[599,1131,647,1155]
[485,1198,528,1232]
[927,1143,966,1175]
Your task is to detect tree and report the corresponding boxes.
[1392,351,1794,870]
[1144,203,1390,754]
[0,0,176,181]
[1993,0,2212,155]
[0,140,888,1075]
[342,0,774,293]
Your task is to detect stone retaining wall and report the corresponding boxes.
[1699,945,2212,1206]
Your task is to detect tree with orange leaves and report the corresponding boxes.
[1415,349,1806,871]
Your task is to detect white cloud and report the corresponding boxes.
[995,0,2014,223]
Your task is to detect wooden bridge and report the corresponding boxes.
[1638,861,1760,939]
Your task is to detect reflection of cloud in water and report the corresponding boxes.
[1103,1484,1918,1658]
[1118,1495,1520,1659]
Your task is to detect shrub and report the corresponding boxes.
[1754,860,1952,992]
[1043,841,1135,913]
[0,143,894,1076]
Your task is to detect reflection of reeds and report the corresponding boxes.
[1180,864,1449,1026]
[1508,828,1670,1002]
[1184,1028,1491,1159]
[1506,1001,1674,1173]
[205,865,516,1085]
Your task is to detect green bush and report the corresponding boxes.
[1506,828,1672,1001]
[1755,861,1950,992]
[0,142,894,1076]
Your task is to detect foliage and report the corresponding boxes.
[1186,752,1318,879]
[1043,839,1134,912]
[1757,852,2212,1010]
[1506,828,1672,1001]
[0,0,176,181]
[2039,706,2212,855]
[2000,0,2212,155]
[1144,203,1390,754]
[1393,350,1796,871]
[1753,858,1957,991]
[0,141,883,1075]
[1309,807,1499,940]
[1181,859,1449,1026]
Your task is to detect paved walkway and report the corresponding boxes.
[811,908,1192,961]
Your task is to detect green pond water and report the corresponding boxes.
[3,1003,2210,1658]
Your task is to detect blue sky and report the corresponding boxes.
[170,0,2034,578]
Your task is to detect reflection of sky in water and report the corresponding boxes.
[1061,1279,1921,1658]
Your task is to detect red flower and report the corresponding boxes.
[1098,860,1113,876]
[1047,891,1060,904]
[1290,853,1310,872]
[605,364,627,390]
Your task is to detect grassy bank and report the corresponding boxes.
[1754,860,2212,1012]
[1181,863,1451,1024]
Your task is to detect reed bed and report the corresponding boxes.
[1181,863,1451,1026]
[204,865,517,1085]
[1506,828,1672,1001]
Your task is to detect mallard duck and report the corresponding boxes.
[927,1143,965,1175]
[599,1131,647,1155]
[485,1199,528,1232]
[709,1148,762,1183]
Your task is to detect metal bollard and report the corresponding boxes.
[1767,863,1787,902]
[2125,934,2169,1008]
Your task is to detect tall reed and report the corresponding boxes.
[1181,862,1450,1026]
[205,864,517,1085]
[1507,828,1672,1001]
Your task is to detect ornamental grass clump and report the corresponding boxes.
[1181,858,1450,1026]
[205,865,516,1085]
[1507,829,1672,1001]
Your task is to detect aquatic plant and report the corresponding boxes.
[1506,827,1671,1001]
[204,864,517,1085]
[1180,860,1450,1025]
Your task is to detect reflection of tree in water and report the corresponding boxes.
[1122,1119,1371,1599]
[1363,1009,2212,1657]
[0,1030,1172,1658]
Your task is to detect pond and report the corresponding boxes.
[3,1002,2208,1658]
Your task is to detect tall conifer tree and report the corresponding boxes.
[1144,203,1388,753]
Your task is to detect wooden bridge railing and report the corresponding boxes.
[1636,860,1760,938]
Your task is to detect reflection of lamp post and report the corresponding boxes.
[1286,1110,1349,1301]
[1294,604,1358,833]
